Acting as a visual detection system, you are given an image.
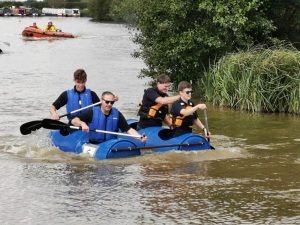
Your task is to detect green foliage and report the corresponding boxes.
[88,0,112,21]
[130,0,275,84]
[64,2,88,9]
[200,45,300,114]
[79,8,90,17]
[263,0,300,49]
[109,0,138,24]
[47,0,65,8]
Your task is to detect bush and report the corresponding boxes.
[200,45,300,114]
[130,0,275,84]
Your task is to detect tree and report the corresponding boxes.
[47,0,65,8]
[264,0,300,49]
[129,0,275,83]
[88,0,112,21]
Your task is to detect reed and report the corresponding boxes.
[198,46,300,114]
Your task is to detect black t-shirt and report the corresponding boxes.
[76,107,131,132]
[138,87,169,129]
[170,98,197,136]
[52,86,100,110]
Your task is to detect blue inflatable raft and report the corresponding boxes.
[127,119,212,152]
[48,119,213,160]
[49,130,143,160]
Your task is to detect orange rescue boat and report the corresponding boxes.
[22,27,74,38]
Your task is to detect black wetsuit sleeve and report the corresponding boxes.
[52,91,68,110]
[145,88,161,103]
[118,112,131,132]
[91,91,100,103]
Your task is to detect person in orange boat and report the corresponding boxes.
[45,21,56,32]
[30,22,40,29]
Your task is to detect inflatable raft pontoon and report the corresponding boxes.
[50,130,143,160]
[22,27,74,38]
[128,119,212,152]
[49,119,213,160]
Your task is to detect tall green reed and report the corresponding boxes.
[198,46,300,114]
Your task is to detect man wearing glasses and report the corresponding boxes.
[71,91,146,144]
[137,74,180,129]
[170,81,210,138]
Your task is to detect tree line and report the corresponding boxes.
[103,0,300,114]
[3,0,298,113]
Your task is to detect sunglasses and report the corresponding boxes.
[103,99,115,105]
[185,91,193,94]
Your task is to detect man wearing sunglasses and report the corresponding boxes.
[50,69,117,121]
[137,74,180,129]
[71,91,147,144]
[170,81,210,138]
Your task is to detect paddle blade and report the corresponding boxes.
[158,129,174,140]
[42,119,68,130]
[20,120,42,135]
[59,127,72,136]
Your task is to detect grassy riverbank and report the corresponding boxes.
[198,46,300,114]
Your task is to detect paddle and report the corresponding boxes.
[158,129,174,140]
[20,120,43,135]
[20,101,101,135]
[58,101,101,118]
[41,119,143,138]
[112,141,204,152]
[203,109,215,149]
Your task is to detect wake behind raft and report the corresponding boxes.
[48,119,213,160]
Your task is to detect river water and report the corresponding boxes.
[0,17,299,225]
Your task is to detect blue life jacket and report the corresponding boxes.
[66,88,92,119]
[88,107,119,143]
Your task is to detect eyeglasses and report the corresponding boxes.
[185,91,193,94]
[103,99,115,105]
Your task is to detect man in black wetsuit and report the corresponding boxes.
[137,74,180,129]
[170,81,210,138]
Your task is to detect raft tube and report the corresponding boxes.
[49,130,143,160]
[128,119,212,152]
[22,27,74,38]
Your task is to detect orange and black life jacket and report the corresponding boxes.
[138,102,168,120]
[138,88,169,121]
[172,105,193,128]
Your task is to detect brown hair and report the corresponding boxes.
[178,81,192,92]
[156,74,171,84]
[74,69,87,82]
[101,91,115,98]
